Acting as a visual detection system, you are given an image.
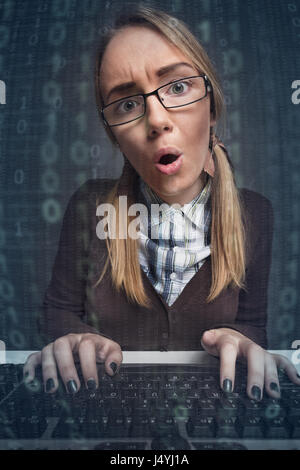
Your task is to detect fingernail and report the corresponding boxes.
[222,378,232,393]
[110,362,118,375]
[24,371,29,378]
[46,378,55,393]
[270,382,279,393]
[297,373,300,379]
[67,380,78,394]
[86,378,96,391]
[251,385,261,401]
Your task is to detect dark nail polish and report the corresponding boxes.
[24,371,29,378]
[110,362,118,374]
[87,379,96,391]
[251,385,261,401]
[67,380,78,394]
[297,373,300,379]
[270,382,279,392]
[46,378,55,392]
[223,378,232,393]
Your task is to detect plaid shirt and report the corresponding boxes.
[137,176,212,306]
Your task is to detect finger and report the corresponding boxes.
[264,353,281,399]
[53,335,81,394]
[200,329,220,357]
[274,353,300,386]
[77,335,99,390]
[41,343,59,394]
[97,340,123,377]
[218,339,238,393]
[23,352,42,382]
[242,342,265,401]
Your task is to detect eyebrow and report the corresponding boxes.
[105,62,195,103]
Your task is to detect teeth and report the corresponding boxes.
[159,154,178,165]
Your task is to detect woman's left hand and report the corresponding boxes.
[201,328,300,400]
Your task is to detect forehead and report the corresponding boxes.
[99,26,192,96]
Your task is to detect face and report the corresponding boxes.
[100,26,215,205]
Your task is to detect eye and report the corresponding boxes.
[118,99,139,113]
[169,81,190,95]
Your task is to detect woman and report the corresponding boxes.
[24,5,300,399]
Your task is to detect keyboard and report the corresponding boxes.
[0,362,300,450]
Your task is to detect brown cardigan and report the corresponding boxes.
[38,178,274,351]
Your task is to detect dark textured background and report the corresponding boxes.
[0,0,299,349]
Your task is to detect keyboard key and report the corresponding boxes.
[106,414,130,438]
[17,415,47,438]
[243,398,265,417]
[52,416,83,439]
[286,398,300,417]
[0,415,19,439]
[186,416,216,438]
[151,416,178,437]
[215,417,240,438]
[194,398,217,415]
[289,416,300,438]
[240,416,265,438]
[81,417,105,438]
[166,374,181,383]
[130,411,153,437]
[206,390,222,400]
[264,416,291,439]
[218,397,244,418]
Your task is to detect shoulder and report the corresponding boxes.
[239,187,274,228]
[239,187,273,216]
[238,188,274,260]
[62,178,119,229]
[72,178,118,200]
[67,178,118,209]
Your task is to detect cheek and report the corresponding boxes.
[115,135,144,173]
[114,127,143,160]
[185,109,210,140]
[180,121,210,168]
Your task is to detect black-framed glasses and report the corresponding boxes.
[101,74,212,127]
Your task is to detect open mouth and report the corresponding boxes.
[159,154,179,165]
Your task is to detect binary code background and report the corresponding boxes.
[0,0,299,349]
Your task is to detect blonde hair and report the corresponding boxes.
[93,5,247,307]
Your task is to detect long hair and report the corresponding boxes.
[93,5,247,307]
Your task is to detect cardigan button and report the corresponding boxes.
[170,272,177,280]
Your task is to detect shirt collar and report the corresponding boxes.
[138,175,212,229]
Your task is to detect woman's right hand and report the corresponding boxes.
[22,333,123,394]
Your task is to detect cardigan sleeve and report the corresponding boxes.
[37,179,114,344]
[207,190,274,349]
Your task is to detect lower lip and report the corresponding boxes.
[155,154,183,175]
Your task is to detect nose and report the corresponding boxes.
[145,95,173,138]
